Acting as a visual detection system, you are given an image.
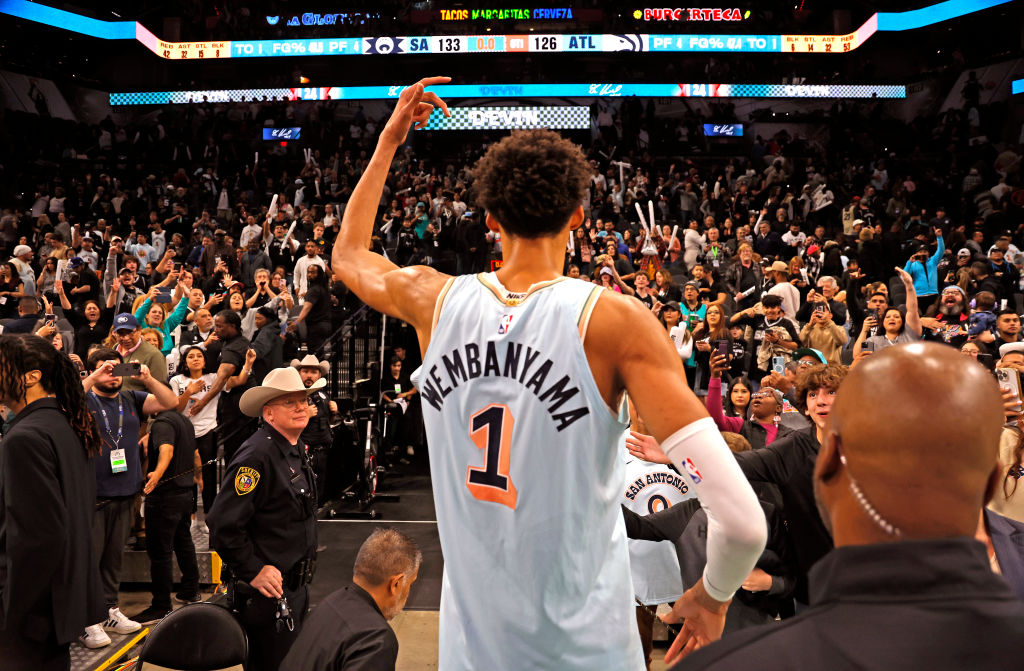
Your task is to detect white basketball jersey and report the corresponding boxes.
[421,273,644,671]
[622,453,694,605]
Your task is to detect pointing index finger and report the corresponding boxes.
[418,76,451,88]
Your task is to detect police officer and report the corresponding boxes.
[207,367,322,671]
[291,355,336,504]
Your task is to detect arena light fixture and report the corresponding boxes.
[108,82,907,106]
[0,0,1012,60]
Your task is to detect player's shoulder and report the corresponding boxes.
[390,264,453,310]
[586,288,664,353]
[592,288,659,324]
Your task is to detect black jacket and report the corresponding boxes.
[0,398,104,645]
[672,539,1024,670]
[734,426,832,603]
[622,480,794,630]
[986,508,1024,602]
[280,582,398,671]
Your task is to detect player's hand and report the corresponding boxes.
[661,579,730,665]
[624,431,670,464]
[380,77,452,146]
[250,565,284,599]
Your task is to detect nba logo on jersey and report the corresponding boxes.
[497,313,515,334]
[683,458,703,484]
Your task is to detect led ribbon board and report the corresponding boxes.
[421,106,589,130]
[2,0,1009,59]
[109,83,906,106]
[1013,79,1024,95]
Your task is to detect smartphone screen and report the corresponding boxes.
[997,367,1022,425]
[111,362,142,377]
[814,303,825,313]
[44,313,56,326]
[716,339,729,358]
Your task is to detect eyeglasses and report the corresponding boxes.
[269,398,309,411]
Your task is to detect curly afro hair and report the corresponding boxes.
[795,362,849,410]
[472,129,591,239]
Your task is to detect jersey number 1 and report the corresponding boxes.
[467,404,517,510]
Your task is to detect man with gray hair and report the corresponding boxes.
[795,275,847,325]
[281,527,421,671]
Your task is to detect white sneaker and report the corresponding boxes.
[104,607,142,634]
[79,624,111,649]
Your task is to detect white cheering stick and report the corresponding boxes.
[634,202,651,239]
[568,227,575,254]
[264,193,280,254]
[648,200,658,238]
[664,224,679,260]
[254,151,259,168]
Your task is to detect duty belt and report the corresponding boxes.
[284,557,317,590]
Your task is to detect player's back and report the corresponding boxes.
[420,272,644,670]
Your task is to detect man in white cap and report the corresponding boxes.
[9,244,35,295]
[766,260,800,319]
[291,354,337,503]
[207,367,322,671]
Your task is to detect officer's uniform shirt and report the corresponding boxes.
[300,388,332,448]
[207,423,317,582]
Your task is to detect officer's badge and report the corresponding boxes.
[234,467,260,495]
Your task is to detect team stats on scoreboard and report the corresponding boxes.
[0,0,1013,60]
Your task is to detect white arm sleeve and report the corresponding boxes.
[661,417,767,602]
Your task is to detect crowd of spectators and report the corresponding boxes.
[0,62,1022,668]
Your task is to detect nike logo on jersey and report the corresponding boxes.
[420,340,591,432]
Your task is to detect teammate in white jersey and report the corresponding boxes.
[331,77,766,668]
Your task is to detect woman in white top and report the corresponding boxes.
[170,346,221,516]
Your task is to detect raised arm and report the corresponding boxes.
[331,77,452,336]
[895,266,922,337]
[588,293,765,662]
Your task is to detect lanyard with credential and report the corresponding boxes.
[92,392,125,449]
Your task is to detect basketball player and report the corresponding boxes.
[331,77,766,669]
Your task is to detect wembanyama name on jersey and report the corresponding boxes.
[418,340,590,432]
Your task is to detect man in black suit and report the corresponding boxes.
[982,509,1024,602]
[672,344,1024,670]
[0,335,104,670]
[280,528,420,671]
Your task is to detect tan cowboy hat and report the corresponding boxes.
[769,260,790,274]
[290,354,329,376]
[239,367,326,417]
